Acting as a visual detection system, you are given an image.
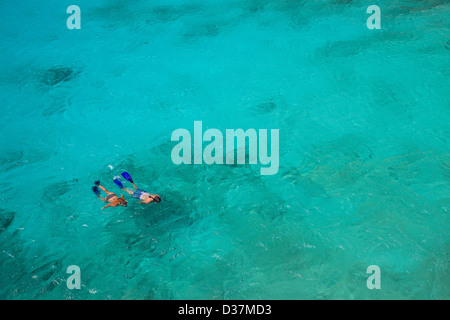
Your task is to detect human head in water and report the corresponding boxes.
[118,195,128,206]
[149,194,161,203]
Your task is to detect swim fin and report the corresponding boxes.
[121,172,133,183]
[94,180,100,186]
[92,186,100,197]
[113,176,124,189]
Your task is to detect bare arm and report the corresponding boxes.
[102,203,114,210]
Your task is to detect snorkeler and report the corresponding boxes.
[113,172,161,204]
[92,180,127,209]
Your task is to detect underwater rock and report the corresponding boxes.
[150,5,200,23]
[183,23,221,39]
[256,100,277,113]
[0,150,50,171]
[444,40,450,51]
[398,0,448,12]
[41,178,78,201]
[40,102,66,117]
[40,66,78,86]
[252,96,286,114]
[0,208,15,233]
[0,151,23,170]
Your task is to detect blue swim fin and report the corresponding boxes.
[92,186,100,197]
[121,172,133,183]
[113,176,124,189]
[94,180,100,186]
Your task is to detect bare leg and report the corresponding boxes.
[98,184,114,195]
[131,182,139,189]
[122,188,134,195]
[94,191,106,201]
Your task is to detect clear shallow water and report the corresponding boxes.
[0,0,449,299]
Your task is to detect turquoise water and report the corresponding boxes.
[0,0,449,299]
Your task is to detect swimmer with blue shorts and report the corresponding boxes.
[113,172,161,204]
